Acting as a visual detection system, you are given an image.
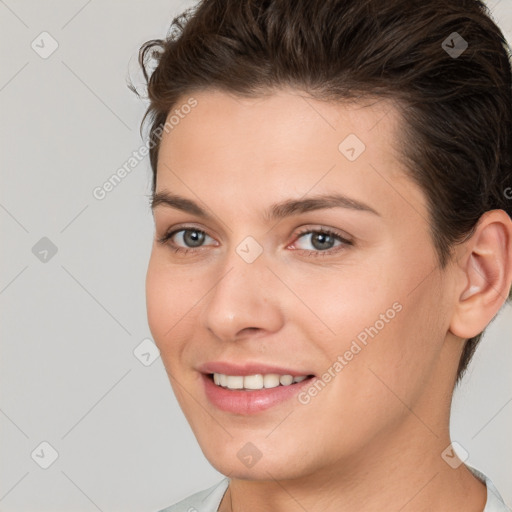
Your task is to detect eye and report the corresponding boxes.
[157,227,217,253]
[157,225,352,257]
[290,228,353,255]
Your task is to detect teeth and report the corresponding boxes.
[243,374,263,389]
[212,373,310,390]
[263,374,280,388]
[279,375,293,386]
[226,375,244,389]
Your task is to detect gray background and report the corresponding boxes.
[0,0,510,510]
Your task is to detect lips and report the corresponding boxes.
[197,361,314,377]
[197,360,317,413]
[201,372,316,414]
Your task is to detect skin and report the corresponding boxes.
[146,87,512,512]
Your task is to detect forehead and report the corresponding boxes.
[164,87,402,148]
[155,88,426,223]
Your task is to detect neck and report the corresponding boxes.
[219,423,486,512]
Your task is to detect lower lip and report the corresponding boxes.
[201,373,316,414]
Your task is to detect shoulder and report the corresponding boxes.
[466,464,512,512]
[155,477,230,512]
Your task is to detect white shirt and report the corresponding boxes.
[157,464,511,512]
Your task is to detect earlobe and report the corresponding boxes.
[450,210,512,339]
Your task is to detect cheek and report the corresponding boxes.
[298,248,442,404]
[145,258,196,410]
[289,259,394,352]
[292,298,439,458]
[145,252,218,378]
[343,284,444,414]
[145,255,192,352]
[145,258,170,342]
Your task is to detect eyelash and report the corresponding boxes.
[291,227,353,257]
[157,225,353,257]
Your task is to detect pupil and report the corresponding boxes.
[312,233,334,250]
[184,230,204,247]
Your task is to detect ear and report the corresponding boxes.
[449,210,512,339]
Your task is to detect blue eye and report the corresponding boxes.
[291,228,352,255]
[157,226,353,257]
[157,228,215,253]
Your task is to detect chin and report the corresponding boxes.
[200,441,311,481]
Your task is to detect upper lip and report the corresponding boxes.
[198,361,314,377]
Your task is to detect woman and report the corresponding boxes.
[132,0,512,510]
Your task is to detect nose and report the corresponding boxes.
[200,248,285,342]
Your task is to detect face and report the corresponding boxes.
[146,88,456,480]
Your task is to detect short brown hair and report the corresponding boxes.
[131,0,512,384]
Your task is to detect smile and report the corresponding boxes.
[212,372,311,390]
[202,373,317,414]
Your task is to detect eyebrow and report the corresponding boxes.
[151,191,381,220]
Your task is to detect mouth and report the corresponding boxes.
[207,372,316,391]
[201,372,317,414]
